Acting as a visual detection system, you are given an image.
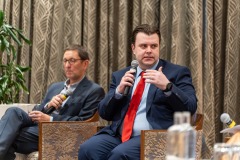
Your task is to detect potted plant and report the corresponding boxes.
[0,10,31,104]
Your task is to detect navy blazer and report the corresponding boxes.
[35,77,105,121]
[98,59,197,136]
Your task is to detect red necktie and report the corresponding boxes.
[122,72,145,142]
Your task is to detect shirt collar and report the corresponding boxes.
[64,75,85,90]
[136,60,159,77]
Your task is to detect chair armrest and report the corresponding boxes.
[191,113,204,130]
[39,121,98,160]
[140,130,203,160]
[84,111,99,122]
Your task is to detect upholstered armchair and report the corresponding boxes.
[140,114,204,160]
[0,107,100,160]
[38,112,99,160]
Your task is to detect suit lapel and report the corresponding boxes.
[59,77,90,114]
[54,86,65,96]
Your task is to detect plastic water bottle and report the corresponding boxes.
[166,112,183,160]
[179,112,196,160]
[166,112,196,160]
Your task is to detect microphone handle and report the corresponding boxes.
[123,68,137,96]
[227,120,236,128]
[45,106,56,114]
[123,87,130,96]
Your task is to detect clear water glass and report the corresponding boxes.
[213,143,232,160]
[231,145,240,160]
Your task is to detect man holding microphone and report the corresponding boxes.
[78,24,197,160]
[0,44,105,160]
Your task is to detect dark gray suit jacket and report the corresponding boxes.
[0,77,105,157]
[36,76,105,121]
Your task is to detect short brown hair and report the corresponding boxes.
[64,44,90,60]
[131,24,161,44]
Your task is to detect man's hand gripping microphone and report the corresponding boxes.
[123,60,139,96]
[45,89,73,114]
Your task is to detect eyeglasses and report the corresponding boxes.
[63,58,83,65]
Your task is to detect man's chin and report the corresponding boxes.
[65,74,72,79]
[141,61,157,68]
[143,61,155,66]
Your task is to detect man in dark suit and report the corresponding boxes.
[78,24,197,160]
[0,44,105,160]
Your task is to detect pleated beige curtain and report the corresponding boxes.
[204,1,240,157]
[2,0,240,158]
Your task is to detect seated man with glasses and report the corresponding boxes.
[0,44,105,160]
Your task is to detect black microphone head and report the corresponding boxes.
[220,113,231,123]
[131,60,139,69]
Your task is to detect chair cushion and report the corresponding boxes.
[26,151,38,160]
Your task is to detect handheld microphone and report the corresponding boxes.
[123,60,139,96]
[220,113,236,128]
[45,89,73,114]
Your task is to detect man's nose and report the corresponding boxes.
[64,62,71,67]
[146,46,152,52]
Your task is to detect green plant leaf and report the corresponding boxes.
[10,45,17,59]
[0,37,6,52]
[12,28,31,45]
[5,46,10,54]
[0,10,31,103]
[17,81,29,93]
[0,64,7,69]
[4,25,22,46]
[0,75,9,89]
[17,65,31,72]
[2,36,10,48]
[0,10,4,27]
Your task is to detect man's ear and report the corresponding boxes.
[84,60,90,67]
[131,44,135,55]
[84,60,90,69]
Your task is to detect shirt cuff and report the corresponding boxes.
[50,116,53,122]
[115,86,123,99]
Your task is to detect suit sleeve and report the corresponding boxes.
[165,67,197,115]
[32,83,59,112]
[51,86,105,121]
[98,73,129,121]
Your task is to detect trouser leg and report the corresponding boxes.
[0,107,34,159]
[78,134,140,160]
[1,126,38,160]
[14,125,39,154]
[78,134,121,160]
[108,136,140,160]
[0,146,16,160]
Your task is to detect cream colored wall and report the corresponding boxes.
[0,104,36,118]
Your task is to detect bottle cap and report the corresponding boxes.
[174,112,183,125]
[182,112,191,124]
